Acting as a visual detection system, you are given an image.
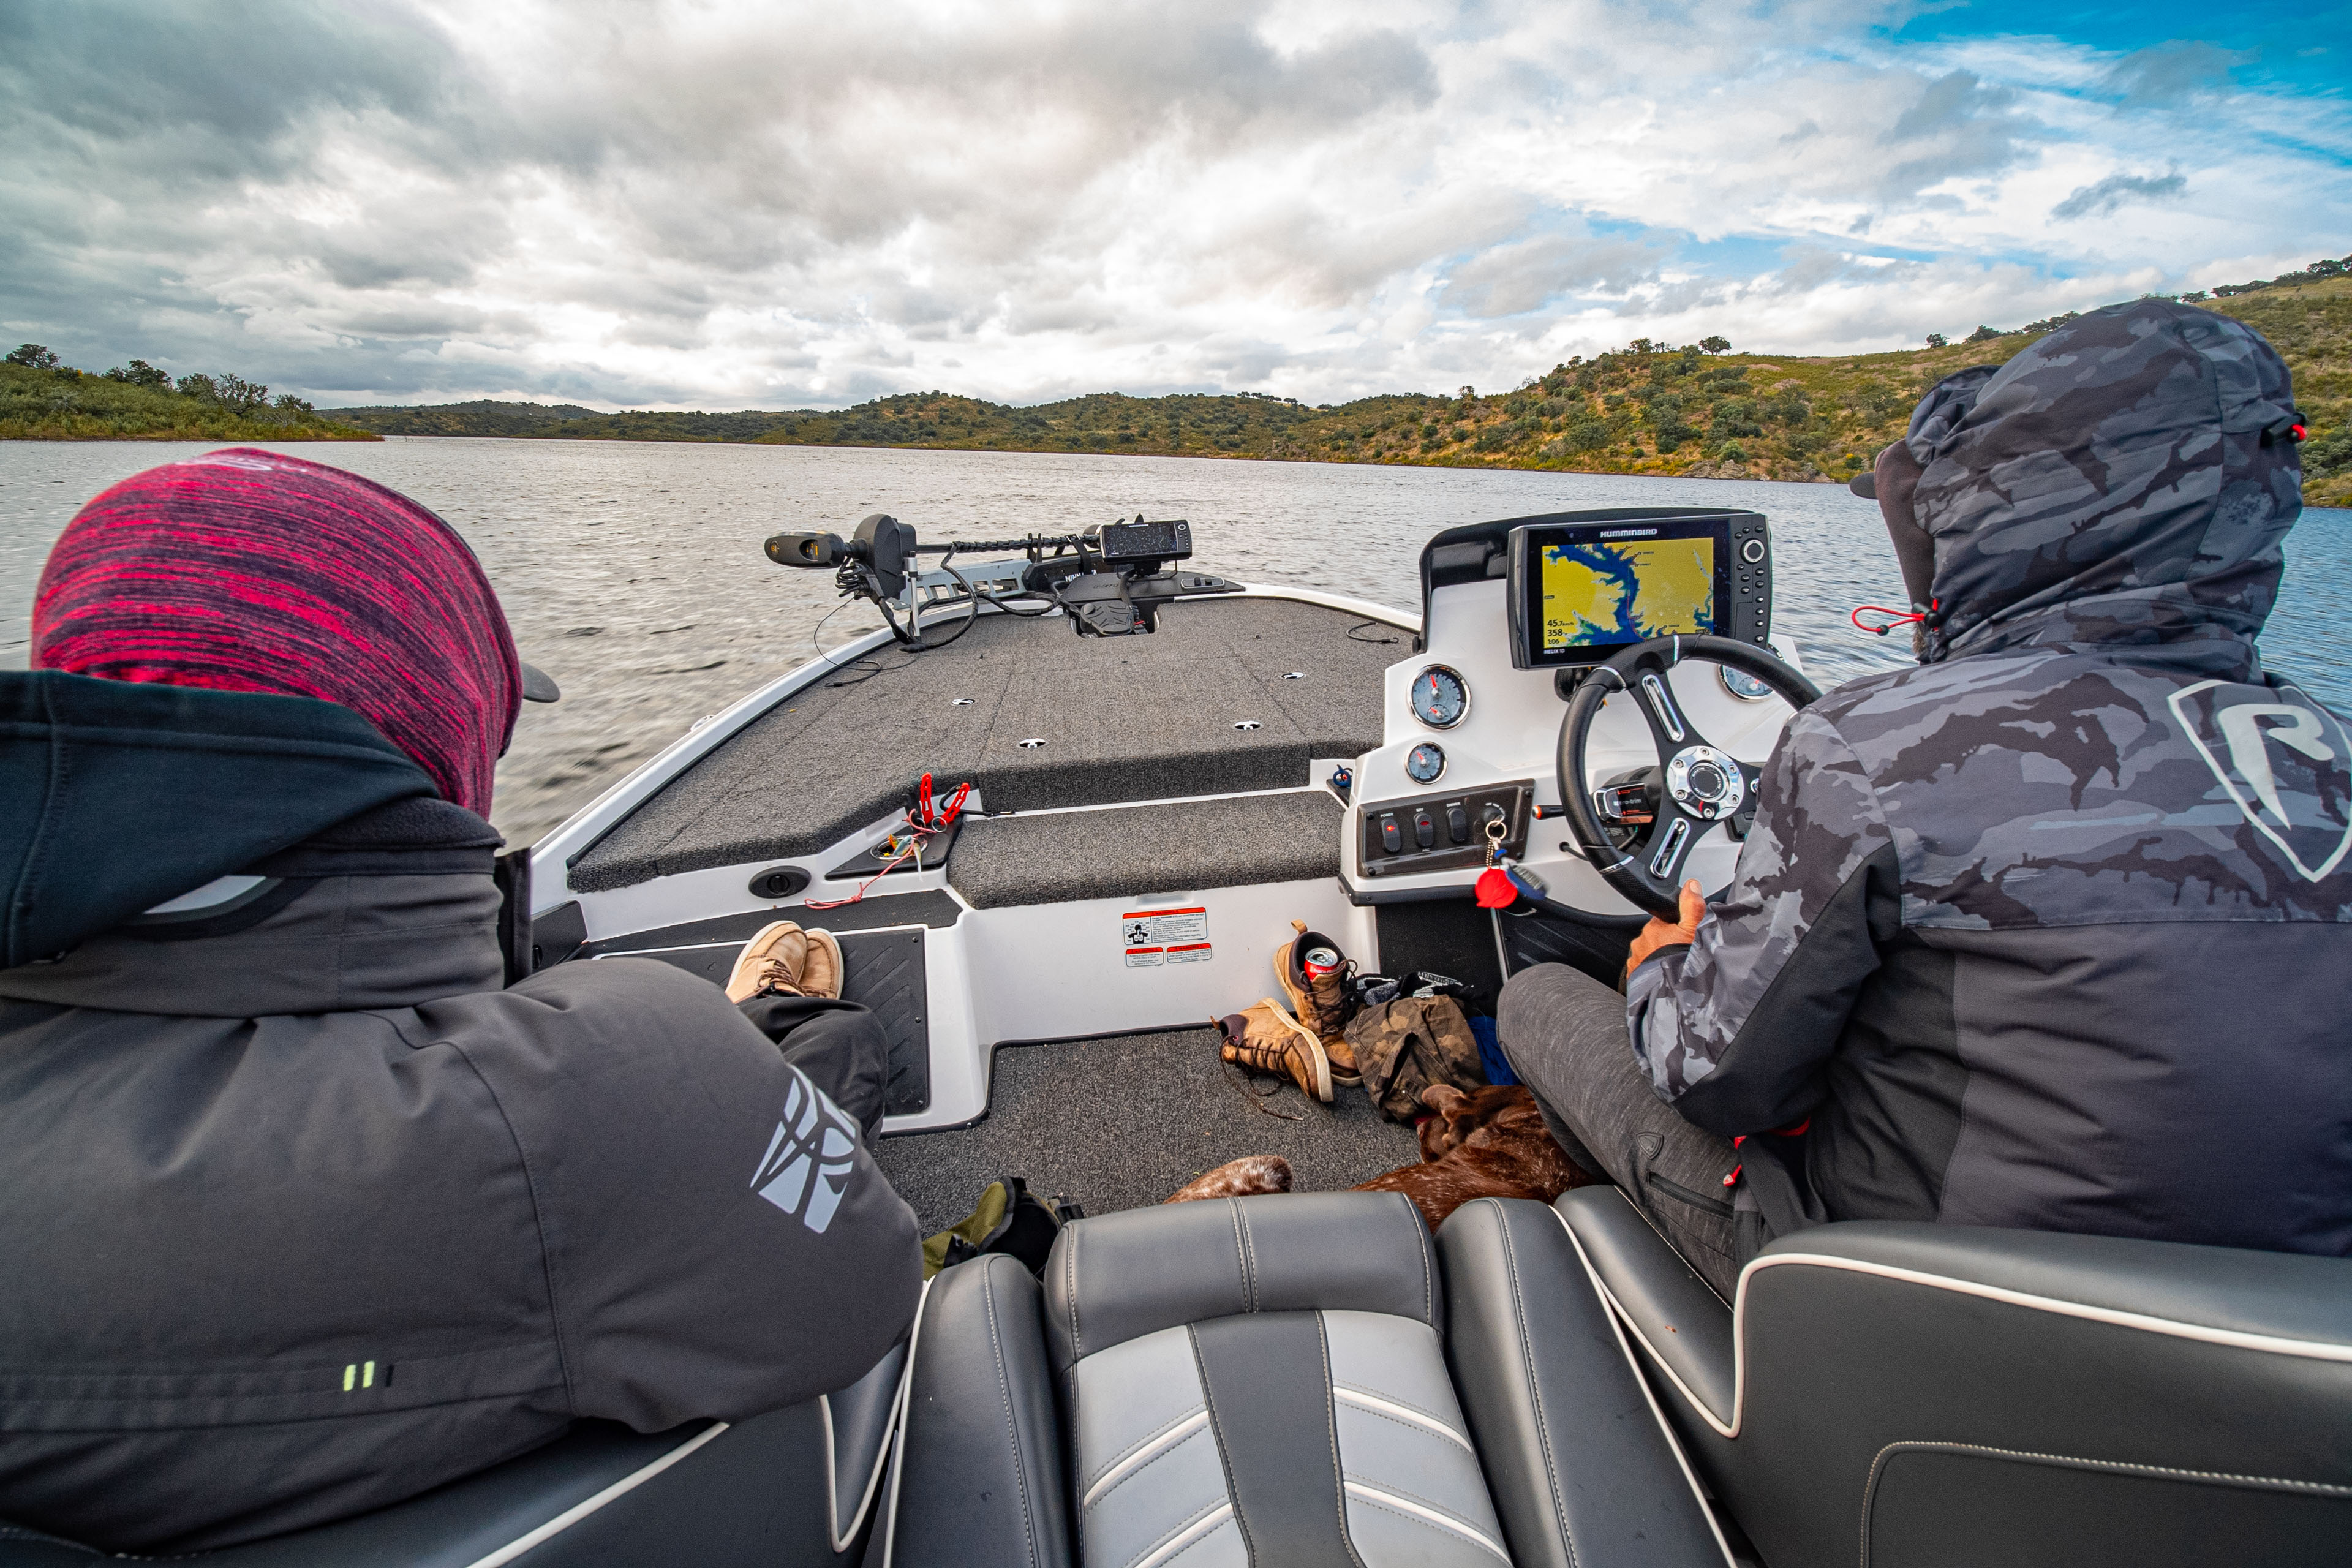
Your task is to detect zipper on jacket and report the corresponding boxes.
[1646,1171,1735,1219]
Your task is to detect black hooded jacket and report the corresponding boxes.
[0,674,921,1552]
[1626,301,2350,1259]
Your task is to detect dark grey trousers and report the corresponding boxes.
[1497,962,1743,1300]
[736,994,892,1142]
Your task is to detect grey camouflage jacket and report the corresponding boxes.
[1626,300,2350,1257]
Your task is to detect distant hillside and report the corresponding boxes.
[186,252,2352,504]
[1,350,377,442]
[325,399,600,435]
[2214,274,2350,507]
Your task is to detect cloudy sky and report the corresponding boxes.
[4,0,2346,410]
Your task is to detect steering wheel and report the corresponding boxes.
[1556,635,1821,918]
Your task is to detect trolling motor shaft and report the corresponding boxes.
[763,512,1215,640]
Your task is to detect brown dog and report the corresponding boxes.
[1165,1153,1294,1204]
[1355,1084,1593,1231]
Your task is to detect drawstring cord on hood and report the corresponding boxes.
[1851,598,1942,637]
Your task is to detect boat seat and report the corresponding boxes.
[885,1192,1727,1567]
[0,1351,907,1568]
[1559,1185,2352,1568]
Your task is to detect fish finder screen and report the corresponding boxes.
[1511,518,1732,665]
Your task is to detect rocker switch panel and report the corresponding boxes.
[1357,782,1532,878]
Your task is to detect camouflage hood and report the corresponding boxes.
[1905,300,2304,676]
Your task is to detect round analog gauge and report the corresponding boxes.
[1406,743,1446,784]
[1409,665,1469,728]
[1719,666,1775,701]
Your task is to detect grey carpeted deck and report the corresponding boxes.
[948,790,1341,908]
[872,1028,1421,1232]
[572,596,1400,891]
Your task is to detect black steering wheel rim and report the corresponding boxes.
[1556,634,1821,918]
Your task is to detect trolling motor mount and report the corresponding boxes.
[764,511,1228,641]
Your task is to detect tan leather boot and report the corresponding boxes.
[799,929,845,1000]
[726,921,812,1001]
[1216,998,1333,1102]
[1274,921,1360,1085]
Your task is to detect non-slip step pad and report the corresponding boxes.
[581,920,935,1115]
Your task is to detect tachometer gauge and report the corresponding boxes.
[1406,743,1446,784]
[1409,665,1469,729]
[1720,666,1775,701]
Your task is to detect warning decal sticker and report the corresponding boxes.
[1121,906,1210,968]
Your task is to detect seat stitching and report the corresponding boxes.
[1316,1311,1372,1568]
[1621,1189,1733,1310]
[1495,1200,1575,1568]
[1188,1325,1254,1564]
[1331,1379,1463,1432]
[1152,1518,1237,1568]
[1331,1390,1476,1453]
[1339,1468,1493,1525]
[1344,1487,1513,1566]
[1856,1441,2352,1568]
[1120,1495,1234,1568]
[1088,1420,1212,1509]
[1066,1223,1084,1360]
[1408,1193,1435,1325]
[981,1261,1041,1568]
[1087,1402,1214,1492]
[1242,1194,1261,1316]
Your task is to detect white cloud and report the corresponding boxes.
[1,0,2345,408]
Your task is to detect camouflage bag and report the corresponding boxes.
[1346,993,1487,1123]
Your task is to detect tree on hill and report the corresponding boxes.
[6,344,61,370]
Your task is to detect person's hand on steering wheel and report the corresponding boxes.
[1623,878,1706,986]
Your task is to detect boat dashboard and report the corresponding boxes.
[1340,508,1802,922]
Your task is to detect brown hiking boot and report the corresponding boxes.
[1275,921,1360,1085]
[799,929,845,1000]
[726,921,812,1001]
[1216,999,1333,1102]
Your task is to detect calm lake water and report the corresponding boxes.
[6,439,2348,848]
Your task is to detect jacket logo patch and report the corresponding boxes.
[2169,680,2352,882]
[750,1067,859,1234]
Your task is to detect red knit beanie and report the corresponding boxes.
[31,448,520,816]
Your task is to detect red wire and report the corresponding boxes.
[805,775,973,910]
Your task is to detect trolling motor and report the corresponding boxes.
[764,511,1234,643]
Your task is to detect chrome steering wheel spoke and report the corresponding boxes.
[1558,635,1822,918]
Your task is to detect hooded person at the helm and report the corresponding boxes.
[1613,298,2348,1263]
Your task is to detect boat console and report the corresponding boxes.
[1344,508,1804,921]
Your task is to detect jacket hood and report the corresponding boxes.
[1906,300,2304,673]
[1,671,439,968]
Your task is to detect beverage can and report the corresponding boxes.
[1303,946,1342,980]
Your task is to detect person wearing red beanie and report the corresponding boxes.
[31,446,527,815]
[0,451,919,1555]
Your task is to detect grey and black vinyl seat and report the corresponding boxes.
[0,1350,909,1568]
[902,1189,2352,1568]
[1558,1185,2352,1567]
[11,1193,2348,1566]
[888,1191,1727,1568]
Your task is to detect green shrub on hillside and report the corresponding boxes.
[2,349,377,442]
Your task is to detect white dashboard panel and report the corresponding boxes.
[1343,578,1803,914]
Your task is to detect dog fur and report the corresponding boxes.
[1165,1153,1293,1204]
[1355,1084,1594,1231]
